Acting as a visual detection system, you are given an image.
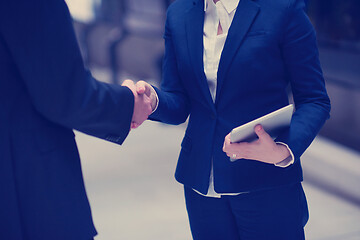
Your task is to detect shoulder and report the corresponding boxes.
[167,0,197,16]
[165,0,197,30]
[253,0,306,27]
[254,0,305,12]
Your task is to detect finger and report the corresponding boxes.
[226,152,239,158]
[254,125,273,142]
[223,133,231,151]
[150,95,156,110]
[122,79,137,95]
[122,79,135,87]
[143,95,153,115]
[136,81,146,95]
[226,152,245,161]
[224,142,249,157]
[136,80,152,96]
[225,133,231,142]
[141,80,152,96]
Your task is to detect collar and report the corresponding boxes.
[204,0,240,14]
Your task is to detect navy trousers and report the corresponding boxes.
[184,183,308,240]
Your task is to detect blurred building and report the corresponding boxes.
[66,0,173,84]
[307,0,360,151]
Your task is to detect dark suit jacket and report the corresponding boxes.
[0,0,134,239]
[150,0,331,194]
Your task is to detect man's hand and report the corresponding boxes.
[122,80,153,129]
[135,80,158,111]
[222,125,290,164]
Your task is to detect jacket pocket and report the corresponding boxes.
[246,30,267,38]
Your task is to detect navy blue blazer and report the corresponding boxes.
[0,0,134,239]
[150,0,331,194]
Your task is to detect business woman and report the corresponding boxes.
[136,0,330,239]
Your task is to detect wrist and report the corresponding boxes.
[276,143,291,164]
[274,142,294,167]
[150,86,159,113]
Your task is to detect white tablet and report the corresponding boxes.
[230,104,294,143]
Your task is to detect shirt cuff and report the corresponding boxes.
[150,85,159,114]
[274,142,294,168]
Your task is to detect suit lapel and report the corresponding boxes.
[185,0,215,108]
[216,0,260,104]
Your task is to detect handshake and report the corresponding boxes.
[122,80,158,129]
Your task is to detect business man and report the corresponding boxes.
[133,0,331,239]
[0,0,152,239]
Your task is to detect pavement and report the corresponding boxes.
[75,121,360,240]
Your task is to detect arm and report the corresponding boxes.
[0,0,141,144]
[148,10,191,125]
[223,0,330,165]
[275,0,331,161]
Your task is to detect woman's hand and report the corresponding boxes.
[222,125,290,164]
[122,80,153,129]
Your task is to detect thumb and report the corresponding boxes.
[254,125,272,142]
[136,81,146,95]
[136,80,152,96]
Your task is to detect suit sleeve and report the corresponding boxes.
[149,8,190,125]
[0,0,134,144]
[275,0,331,162]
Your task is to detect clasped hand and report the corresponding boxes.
[222,125,290,165]
[122,80,157,129]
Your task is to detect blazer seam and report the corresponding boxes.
[280,0,297,44]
